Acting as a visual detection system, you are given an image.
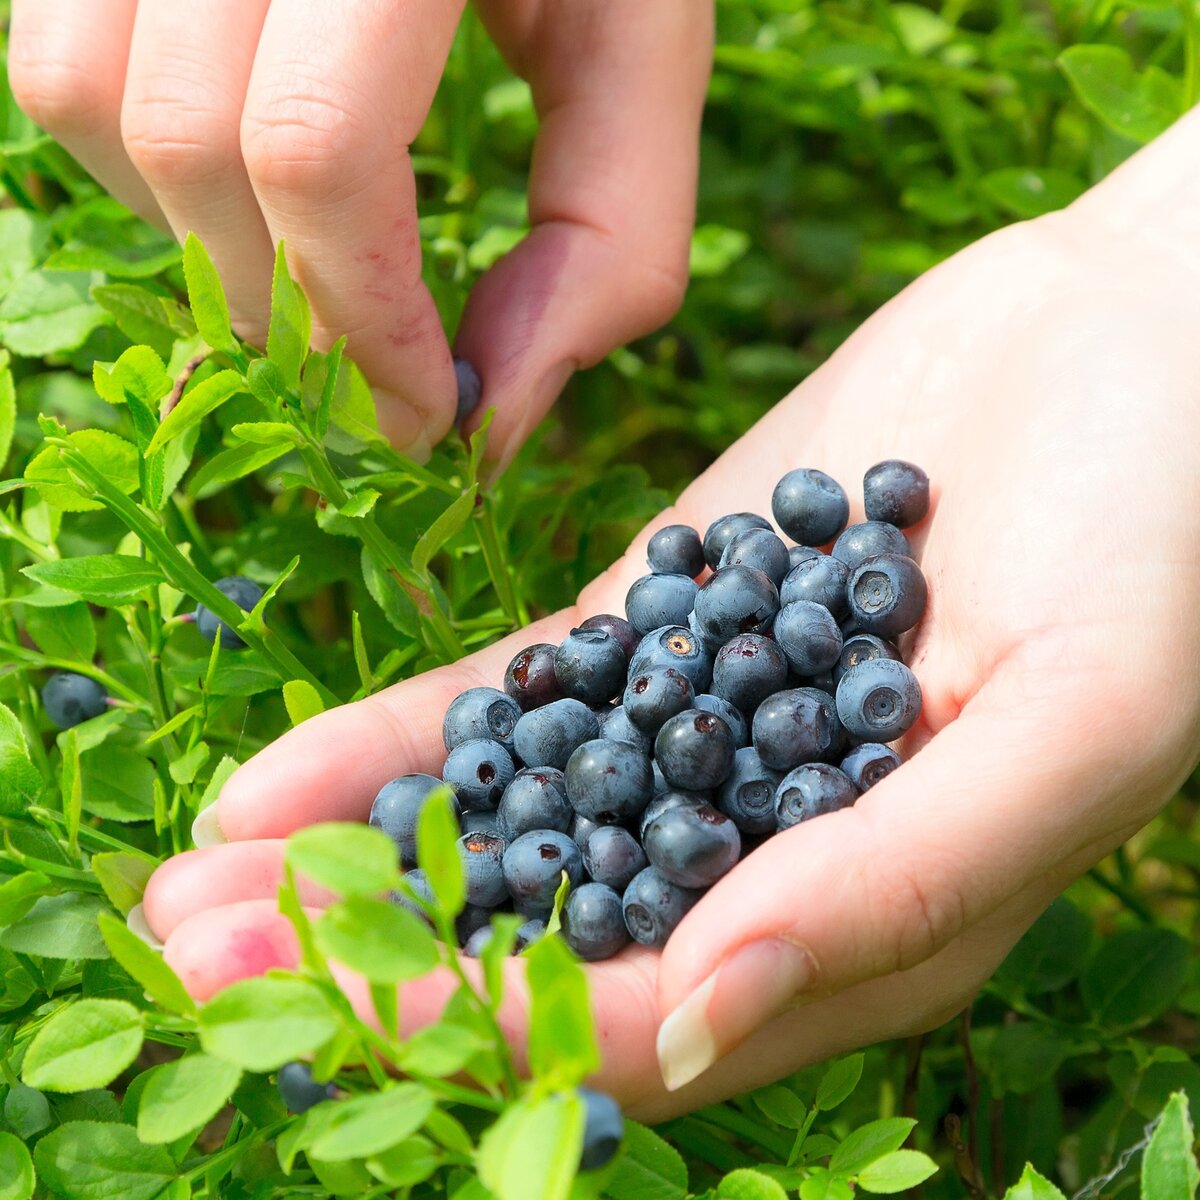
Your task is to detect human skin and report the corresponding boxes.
[138,104,1200,1121]
[6,0,711,462]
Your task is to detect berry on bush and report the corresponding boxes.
[194,575,264,649]
[41,672,108,729]
[277,1062,336,1113]
[578,1088,625,1170]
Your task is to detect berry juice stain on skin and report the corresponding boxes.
[229,924,294,980]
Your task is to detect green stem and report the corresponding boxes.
[1086,866,1155,924]
[0,640,147,708]
[0,607,54,784]
[474,494,526,627]
[696,1104,793,1160]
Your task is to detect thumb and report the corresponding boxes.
[652,661,1151,1092]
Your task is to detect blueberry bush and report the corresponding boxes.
[2,1,1200,1198]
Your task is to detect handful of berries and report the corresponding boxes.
[371,461,930,963]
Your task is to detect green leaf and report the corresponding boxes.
[830,1119,917,1175]
[1142,1093,1199,1200]
[361,546,419,635]
[995,898,1092,995]
[365,1135,442,1187]
[304,1083,435,1162]
[413,488,478,576]
[24,554,163,604]
[979,169,1087,219]
[315,896,439,982]
[97,912,195,1015]
[717,1169,789,1200]
[45,239,181,278]
[690,225,751,278]
[815,1054,864,1111]
[604,1121,688,1200]
[856,1151,937,1193]
[1081,928,1190,1028]
[286,822,401,897]
[477,1092,585,1200]
[146,368,245,455]
[986,1023,1075,1095]
[91,283,186,359]
[283,678,325,727]
[267,241,312,391]
[0,702,42,813]
[1003,1164,1068,1200]
[24,600,96,662]
[800,1171,855,1200]
[25,430,139,512]
[245,358,290,409]
[0,1132,35,1200]
[34,1121,175,1200]
[0,270,107,356]
[0,872,52,926]
[137,1053,242,1144]
[752,1084,808,1129]
[323,357,384,453]
[183,232,237,354]
[0,207,51,298]
[187,438,293,499]
[92,344,171,408]
[398,1022,490,1077]
[525,933,600,1086]
[417,784,466,917]
[169,741,210,786]
[1058,45,1180,144]
[0,893,110,959]
[91,852,155,916]
[0,350,15,472]
[22,999,144,1092]
[3,1083,52,1138]
[82,746,157,822]
[198,975,340,1070]
[232,420,303,446]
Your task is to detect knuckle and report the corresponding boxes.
[874,854,968,973]
[240,90,365,197]
[9,55,113,138]
[121,105,237,189]
[629,252,689,329]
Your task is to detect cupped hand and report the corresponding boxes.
[138,119,1200,1121]
[8,1,709,462]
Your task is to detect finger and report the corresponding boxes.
[239,0,464,456]
[8,0,166,227]
[457,0,712,467]
[651,648,1172,1093]
[142,840,336,942]
[120,0,276,345]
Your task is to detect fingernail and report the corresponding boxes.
[191,805,227,849]
[126,902,164,950]
[656,938,815,1092]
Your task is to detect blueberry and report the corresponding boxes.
[719,527,791,587]
[752,687,841,771]
[453,357,482,422]
[553,628,628,706]
[775,763,858,829]
[628,625,713,694]
[578,1087,624,1170]
[515,918,547,951]
[655,710,736,791]
[562,883,630,961]
[462,809,501,837]
[503,643,564,712]
[599,705,653,755]
[643,801,740,888]
[638,790,707,839]
[692,693,750,749]
[443,687,522,754]
[456,901,502,946]
[194,575,264,649]
[463,925,494,958]
[834,633,900,684]
[789,545,821,570]
[41,672,108,730]
[570,813,601,851]
[503,830,584,914]
[443,739,515,811]
[831,521,909,571]
[578,613,642,661]
[774,600,843,676]
[702,512,773,570]
[625,573,699,635]
[277,1062,335,1113]
[582,825,647,892]
[513,698,600,770]
[693,566,780,645]
[841,743,902,791]
[717,746,785,835]
[393,868,435,921]
[565,739,654,823]
[802,670,836,697]
[497,768,572,840]
[622,866,702,947]
[688,607,723,655]
[712,634,787,714]
[863,460,930,528]
[648,524,705,577]
[457,832,508,907]
[771,469,849,546]
[369,774,459,869]
[780,554,850,618]
[846,554,928,638]
[623,667,695,735]
[835,659,922,742]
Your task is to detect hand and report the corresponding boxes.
[8,0,710,463]
[137,116,1200,1122]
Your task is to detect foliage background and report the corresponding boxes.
[1,0,1199,1197]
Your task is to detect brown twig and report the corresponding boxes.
[162,351,208,417]
[945,1113,987,1199]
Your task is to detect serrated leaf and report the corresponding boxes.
[830,1119,917,1174]
[24,430,139,512]
[198,976,339,1070]
[22,999,144,1092]
[92,344,171,407]
[92,282,192,358]
[34,1122,175,1200]
[0,701,42,813]
[856,1150,937,1193]
[478,1093,584,1200]
[183,232,236,354]
[97,912,194,1015]
[604,1120,689,1200]
[815,1054,864,1111]
[24,554,163,604]
[717,1169,789,1200]
[0,270,108,356]
[286,822,401,897]
[45,239,181,278]
[0,893,110,959]
[0,1132,35,1200]
[315,896,438,982]
[304,1083,434,1162]
[267,242,311,390]
[146,369,245,455]
[1081,928,1190,1029]
[1003,1164,1068,1200]
[137,1053,242,1143]
[283,679,325,727]
[1058,45,1180,144]
[1142,1092,1200,1200]
[413,487,477,575]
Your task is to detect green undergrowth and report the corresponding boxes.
[2,1,1200,1198]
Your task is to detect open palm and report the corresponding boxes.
[140,144,1200,1121]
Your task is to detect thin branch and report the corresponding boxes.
[162,351,209,417]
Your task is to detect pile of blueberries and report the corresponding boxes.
[372,461,929,964]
